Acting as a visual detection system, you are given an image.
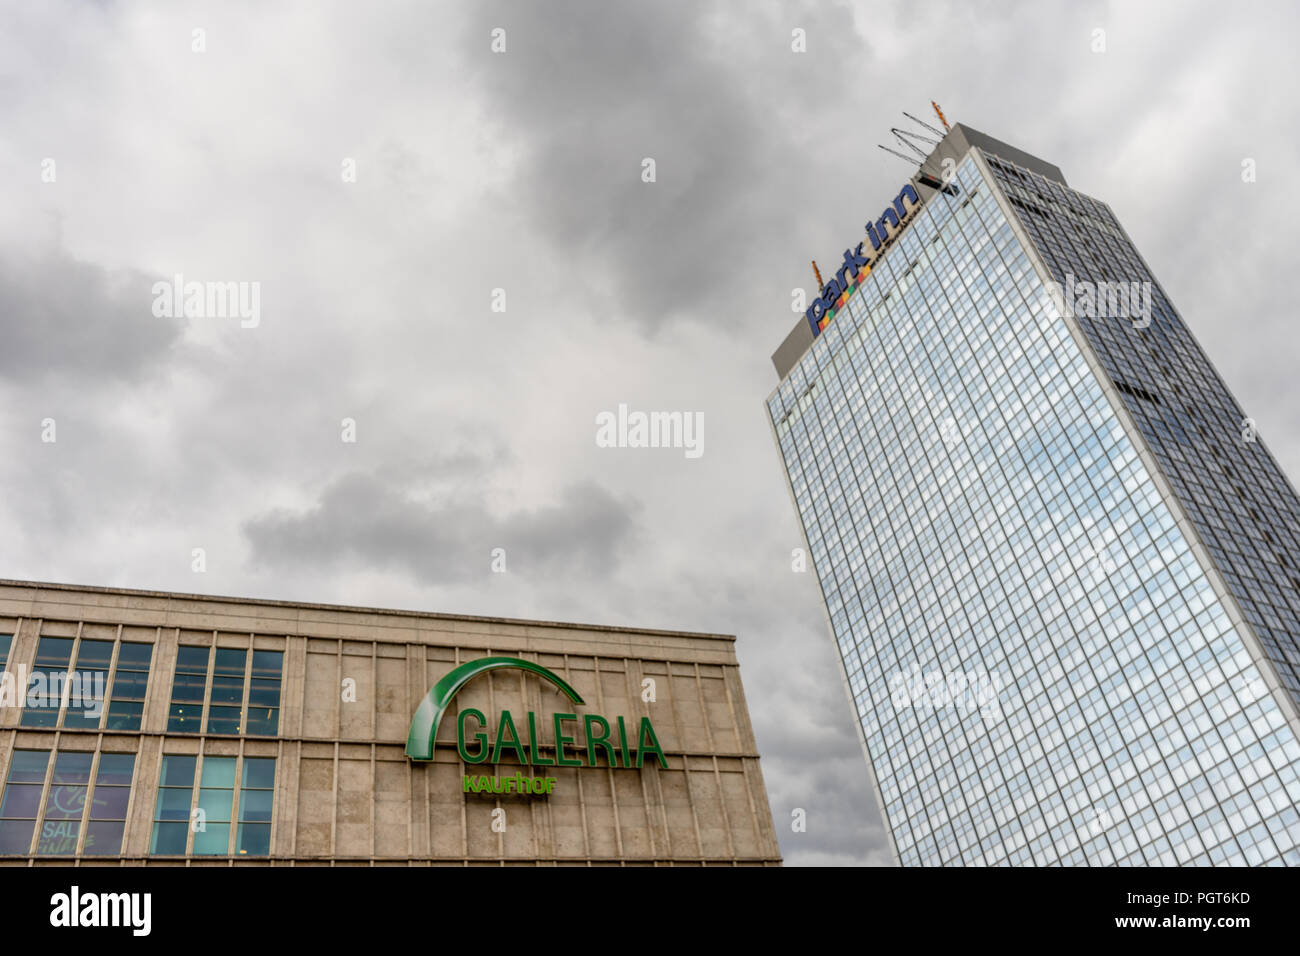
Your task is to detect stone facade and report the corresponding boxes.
[0,580,782,866]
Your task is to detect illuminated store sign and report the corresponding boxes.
[405,656,667,796]
[806,182,923,337]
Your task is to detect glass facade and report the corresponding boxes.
[20,637,73,727]
[107,642,153,731]
[13,635,154,731]
[0,749,136,856]
[0,632,282,859]
[150,754,276,857]
[988,155,1300,707]
[167,645,283,736]
[768,153,1300,865]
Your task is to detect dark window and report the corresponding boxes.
[246,651,283,736]
[167,646,210,733]
[20,638,73,727]
[237,757,276,855]
[62,640,113,730]
[206,649,247,734]
[0,750,49,854]
[150,755,196,854]
[83,753,135,856]
[106,643,153,731]
[35,751,92,854]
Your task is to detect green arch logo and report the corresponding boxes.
[405,656,585,761]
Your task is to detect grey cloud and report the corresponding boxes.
[0,246,180,384]
[458,1,861,333]
[244,471,640,585]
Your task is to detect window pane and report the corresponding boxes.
[21,637,73,727]
[206,706,241,734]
[32,637,73,666]
[210,675,243,704]
[51,752,93,785]
[150,821,187,855]
[213,649,246,676]
[105,701,144,730]
[0,820,36,854]
[159,755,196,788]
[237,788,273,823]
[116,643,153,667]
[170,672,207,703]
[83,820,126,856]
[89,786,131,820]
[156,788,192,821]
[245,708,279,736]
[96,753,136,785]
[200,757,236,789]
[168,703,202,732]
[167,647,209,733]
[236,823,271,856]
[0,750,47,856]
[6,751,49,784]
[64,641,112,730]
[251,650,282,678]
[87,752,135,849]
[247,653,282,737]
[35,818,80,855]
[242,757,276,790]
[248,679,280,707]
[175,646,209,670]
[106,643,152,733]
[0,784,43,819]
[196,789,234,823]
[192,822,229,855]
[110,671,149,698]
[204,652,246,734]
[61,694,104,729]
[42,785,87,820]
[75,640,113,668]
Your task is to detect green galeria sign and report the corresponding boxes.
[405,656,668,795]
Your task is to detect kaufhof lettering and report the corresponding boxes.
[805,182,923,337]
[465,772,556,795]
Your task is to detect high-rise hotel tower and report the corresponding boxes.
[767,124,1300,866]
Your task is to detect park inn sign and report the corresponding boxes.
[804,181,924,338]
[405,656,668,796]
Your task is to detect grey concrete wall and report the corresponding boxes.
[0,580,782,866]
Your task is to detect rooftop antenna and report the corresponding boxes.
[876,106,947,167]
[902,110,946,139]
[877,143,922,164]
[812,260,824,289]
[889,127,938,157]
[931,100,950,132]
[875,107,961,197]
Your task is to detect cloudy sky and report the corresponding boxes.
[2,0,1298,866]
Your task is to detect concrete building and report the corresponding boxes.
[767,124,1300,865]
[0,579,781,866]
